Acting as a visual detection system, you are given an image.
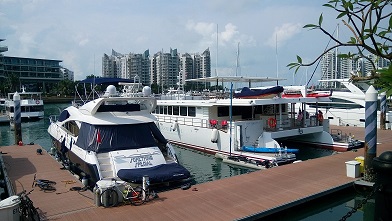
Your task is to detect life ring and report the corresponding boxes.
[268,118,277,128]
[36,100,40,104]
[317,113,323,122]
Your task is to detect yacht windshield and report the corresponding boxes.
[75,122,167,153]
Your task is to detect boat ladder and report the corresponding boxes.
[96,153,114,179]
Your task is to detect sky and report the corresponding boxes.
[0,0,355,86]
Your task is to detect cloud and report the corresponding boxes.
[266,23,302,48]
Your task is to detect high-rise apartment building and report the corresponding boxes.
[320,51,390,88]
[103,48,211,90]
[60,67,74,81]
[151,49,180,89]
[128,50,150,85]
[102,49,124,78]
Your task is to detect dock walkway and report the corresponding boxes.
[1,125,391,221]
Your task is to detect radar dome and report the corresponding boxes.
[104,85,117,97]
[142,86,151,96]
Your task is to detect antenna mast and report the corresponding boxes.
[216,24,219,77]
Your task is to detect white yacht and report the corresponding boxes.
[151,76,362,169]
[5,87,44,121]
[305,79,391,129]
[48,83,191,189]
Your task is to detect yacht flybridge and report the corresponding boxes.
[151,76,363,169]
[48,81,190,189]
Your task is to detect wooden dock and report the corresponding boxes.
[1,125,391,221]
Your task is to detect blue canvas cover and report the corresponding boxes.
[75,122,167,153]
[234,86,284,98]
[117,164,191,184]
[58,110,70,122]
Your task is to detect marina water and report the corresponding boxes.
[0,103,372,220]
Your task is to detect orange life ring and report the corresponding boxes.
[36,100,40,104]
[268,118,277,128]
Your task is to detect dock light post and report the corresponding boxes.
[13,91,22,145]
[372,151,392,221]
[380,92,386,130]
[364,86,378,182]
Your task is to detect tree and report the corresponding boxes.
[287,0,392,95]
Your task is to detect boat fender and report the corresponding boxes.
[93,186,101,207]
[171,121,178,131]
[211,128,218,143]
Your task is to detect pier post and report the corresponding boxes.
[364,86,378,182]
[380,92,386,130]
[13,92,22,145]
[372,151,392,220]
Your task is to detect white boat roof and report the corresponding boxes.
[65,106,156,125]
[158,96,331,107]
[64,97,157,125]
[185,76,286,83]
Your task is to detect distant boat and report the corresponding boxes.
[4,86,44,121]
[242,146,299,154]
[234,86,284,99]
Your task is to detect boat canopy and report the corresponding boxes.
[58,110,70,122]
[79,77,134,85]
[75,122,167,153]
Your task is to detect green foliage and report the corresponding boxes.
[54,79,76,96]
[375,64,392,97]
[287,0,392,92]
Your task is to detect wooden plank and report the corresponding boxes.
[1,125,391,220]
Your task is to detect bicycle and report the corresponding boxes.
[99,179,158,207]
[32,174,56,192]
[17,189,41,221]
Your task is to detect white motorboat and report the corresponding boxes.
[4,87,44,121]
[47,82,191,189]
[305,79,391,129]
[150,76,363,169]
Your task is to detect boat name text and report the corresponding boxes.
[130,155,154,168]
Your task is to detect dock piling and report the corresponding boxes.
[364,86,378,182]
[13,91,22,145]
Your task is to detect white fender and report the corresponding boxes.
[211,128,218,143]
[171,121,178,131]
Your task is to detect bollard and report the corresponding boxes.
[364,86,378,181]
[372,151,392,221]
[13,91,22,145]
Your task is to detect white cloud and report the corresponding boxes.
[266,23,302,48]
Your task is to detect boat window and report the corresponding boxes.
[188,107,196,117]
[163,106,168,115]
[173,106,179,115]
[168,106,172,115]
[218,106,229,117]
[64,121,80,136]
[180,106,187,116]
[159,106,164,114]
